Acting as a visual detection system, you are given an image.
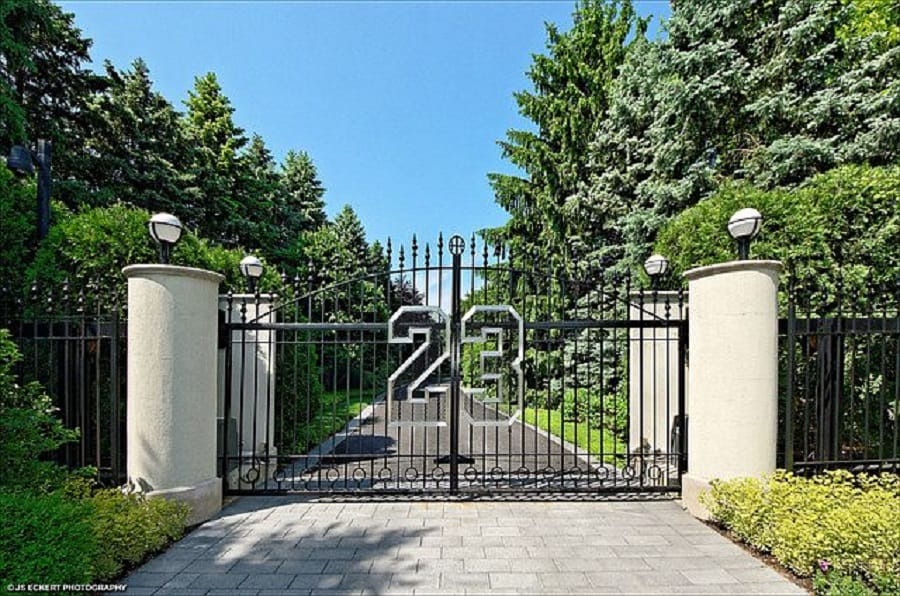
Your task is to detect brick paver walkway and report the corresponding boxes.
[120,497,806,595]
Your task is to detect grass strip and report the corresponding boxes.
[520,407,625,466]
[303,388,378,448]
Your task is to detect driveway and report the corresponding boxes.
[120,497,806,595]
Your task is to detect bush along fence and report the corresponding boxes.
[0,282,126,485]
[779,275,900,476]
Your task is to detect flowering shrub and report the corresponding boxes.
[701,470,900,592]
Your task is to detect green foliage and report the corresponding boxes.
[0,167,36,298]
[77,59,191,215]
[0,329,77,492]
[273,149,327,267]
[495,0,900,289]
[489,0,647,270]
[0,483,187,586]
[0,335,159,587]
[814,570,900,596]
[520,406,625,465]
[290,388,376,453]
[276,340,325,453]
[702,470,900,587]
[840,0,900,50]
[183,72,261,246]
[89,489,188,580]
[655,165,900,298]
[1,0,344,303]
[0,490,96,586]
[24,203,282,310]
[0,0,104,203]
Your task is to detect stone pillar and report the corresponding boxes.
[628,292,687,457]
[124,265,224,526]
[681,260,782,518]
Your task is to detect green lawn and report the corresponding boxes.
[303,388,378,448]
[520,407,626,466]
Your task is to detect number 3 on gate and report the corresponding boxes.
[460,305,524,427]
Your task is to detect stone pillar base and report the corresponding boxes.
[149,476,222,526]
[680,473,712,520]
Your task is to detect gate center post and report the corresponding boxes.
[449,246,462,492]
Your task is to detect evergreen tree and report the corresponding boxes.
[280,150,326,232]
[488,0,646,272]
[271,150,327,268]
[79,59,190,214]
[182,72,249,241]
[238,133,281,250]
[332,204,368,269]
[575,0,899,278]
[0,0,105,206]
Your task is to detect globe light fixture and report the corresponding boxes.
[148,212,183,264]
[727,208,763,260]
[643,254,669,290]
[239,255,264,293]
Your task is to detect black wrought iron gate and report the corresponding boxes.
[220,234,687,496]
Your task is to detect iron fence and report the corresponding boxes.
[0,282,127,485]
[779,277,900,475]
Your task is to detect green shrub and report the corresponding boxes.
[0,329,78,492]
[89,489,189,580]
[0,490,97,586]
[24,203,282,311]
[702,470,900,588]
[814,569,900,596]
[655,164,900,302]
[0,483,188,585]
[276,340,325,453]
[814,571,875,596]
[561,388,600,424]
[0,168,37,301]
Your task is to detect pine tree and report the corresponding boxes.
[280,150,326,232]
[267,149,327,268]
[237,133,281,250]
[182,72,249,241]
[0,0,105,206]
[79,59,190,214]
[488,0,646,272]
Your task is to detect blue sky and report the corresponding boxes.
[60,1,670,248]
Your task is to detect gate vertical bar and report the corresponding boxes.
[677,294,688,477]
[784,285,795,471]
[449,236,464,493]
[222,294,234,492]
[110,308,121,483]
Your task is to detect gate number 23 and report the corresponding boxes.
[386,305,523,428]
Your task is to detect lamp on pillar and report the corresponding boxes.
[239,255,263,293]
[643,254,669,291]
[148,213,183,264]
[6,139,52,240]
[727,208,763,260]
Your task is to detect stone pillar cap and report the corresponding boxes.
[123,264,225,284]
[684,260,782,282]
